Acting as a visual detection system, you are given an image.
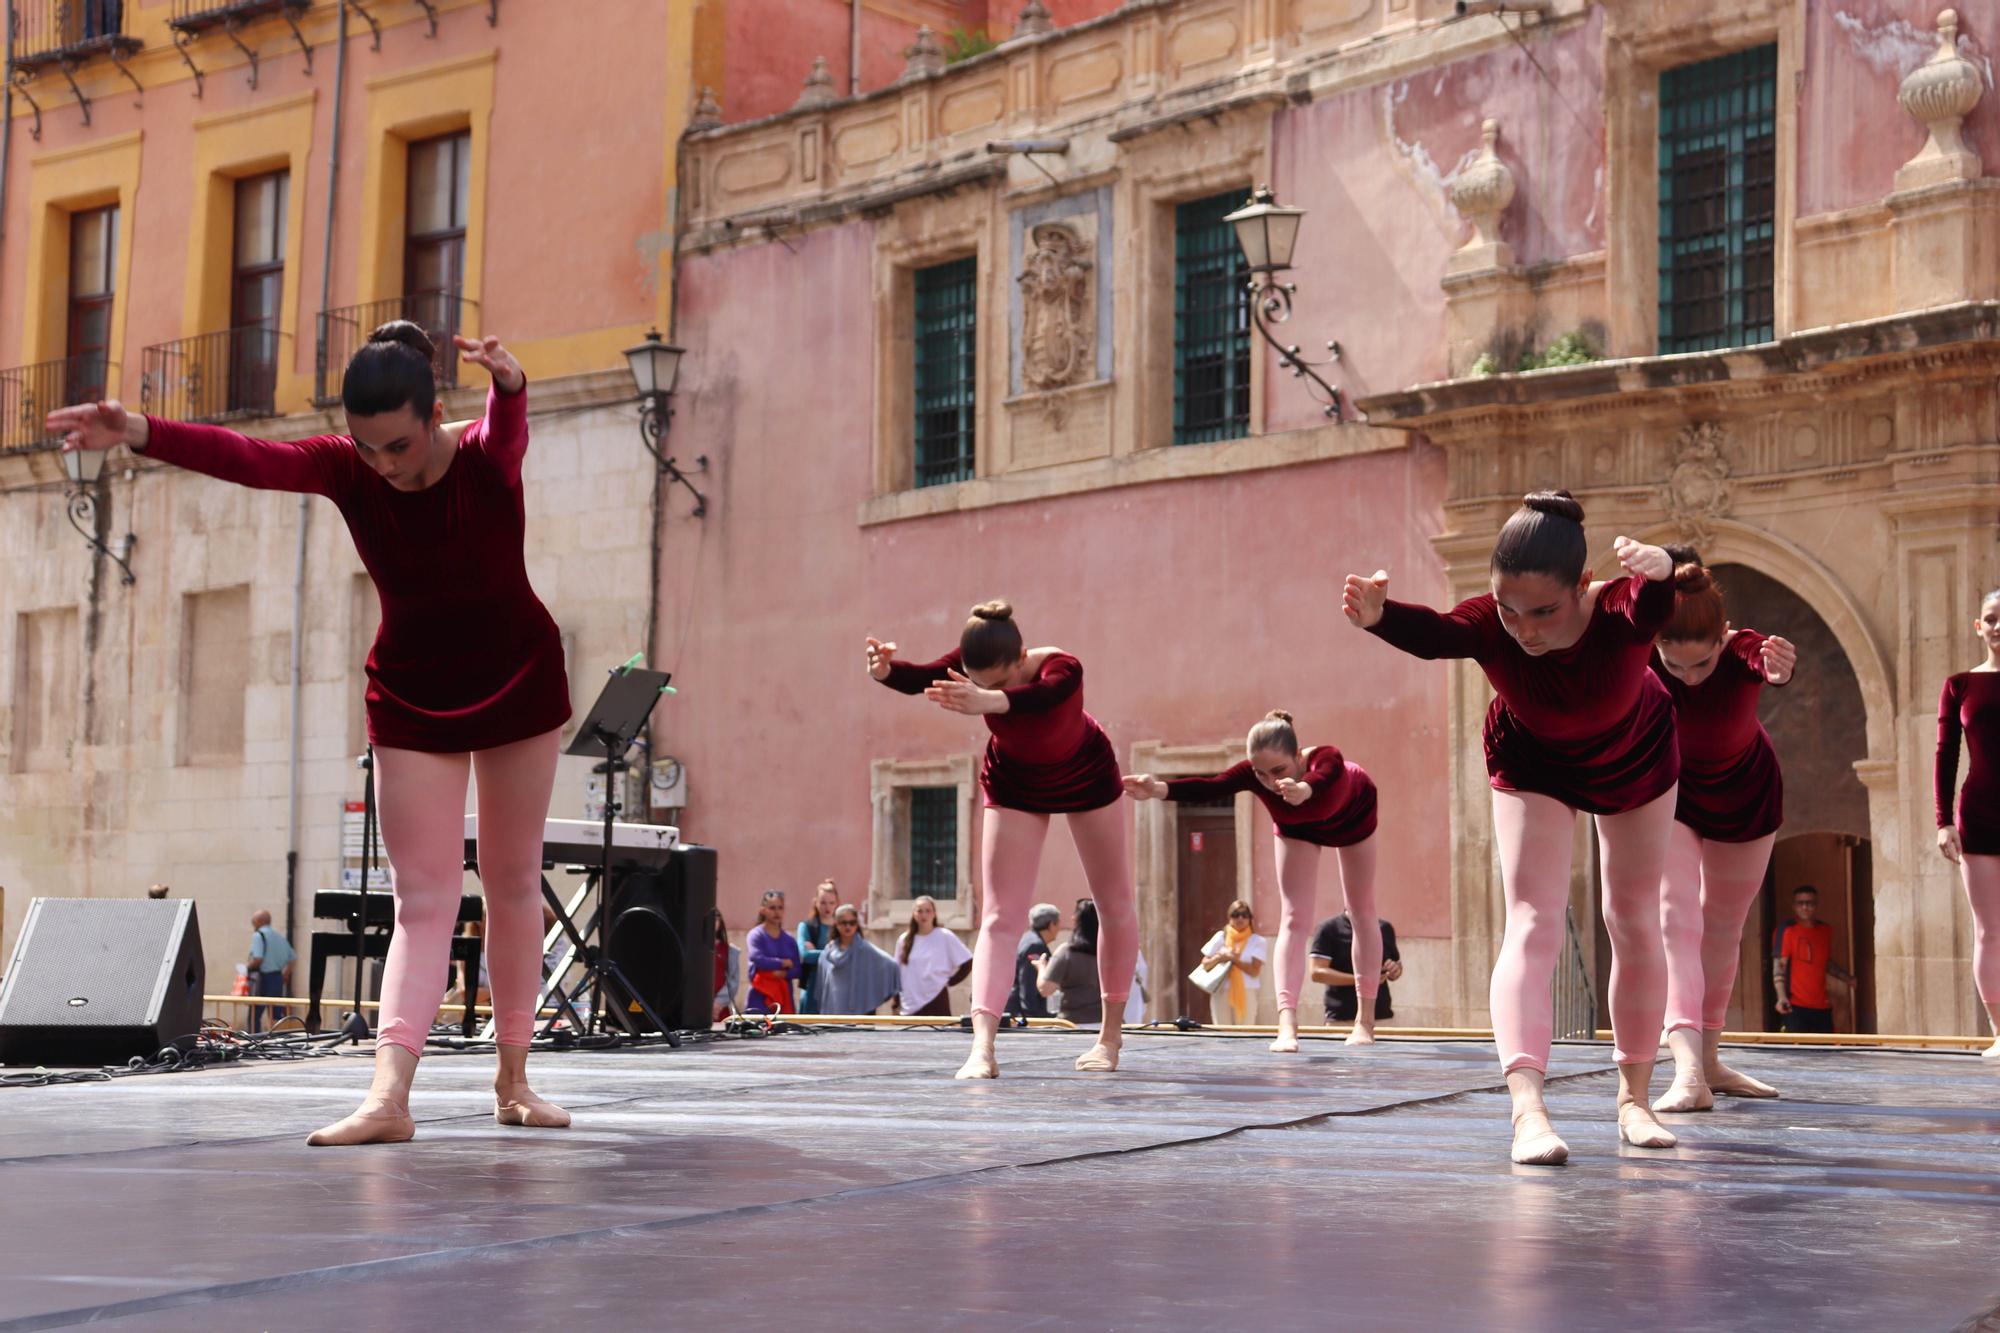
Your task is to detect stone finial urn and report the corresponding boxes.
[794,56,837,112]
[1447,118,1516,272]
[688,86,723,132]
[1014,1,1054,38]
[1895,9,1986,190]
[902,26,946,82]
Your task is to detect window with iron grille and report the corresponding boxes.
[1658,45,1777,354]
[1173,191,1252,445]
[907,786,958,901]
[913,256,977,488]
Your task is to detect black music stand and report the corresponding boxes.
[541,663,676,1045]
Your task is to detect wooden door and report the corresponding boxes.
[1174,808,1239,1020]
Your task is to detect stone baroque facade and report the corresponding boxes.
[672,0,2000,1036]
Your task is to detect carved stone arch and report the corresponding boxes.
[1604,517,1896,758]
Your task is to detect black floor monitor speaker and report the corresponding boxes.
[0,898,206,1066]
[602,844,716,1034]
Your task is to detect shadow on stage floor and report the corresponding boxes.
[1,1030,1997,1331]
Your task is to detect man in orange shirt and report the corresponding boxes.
[1773,885,1848,1034]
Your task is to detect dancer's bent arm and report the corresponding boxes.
[1341,568,1489,659]
[1938,676,1965,863]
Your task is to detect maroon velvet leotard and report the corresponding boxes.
[1164,745,1378,847]
[1651,630,1784,843]
[1366,575,1680,815]
[141,384,571,753]
[879,649,1122,813]
[1936,671,2000,855]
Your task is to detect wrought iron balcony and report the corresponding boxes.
[9,0,141,69]
[167,0,312,93]
[141,326,283,424]
[0,354,115,452]
[315,294,476,406]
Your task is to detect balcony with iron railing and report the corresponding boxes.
[168,0,309,29]
[9,1,141,71]
[0,355,115,452]
[315,294,475,405]
[141,326,283,424]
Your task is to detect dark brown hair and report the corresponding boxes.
[1246,709,1299,759]
[1491,490,1588,585]
[342,320,438,418]
[1660,543,1726,643]
[959,600,1024,671]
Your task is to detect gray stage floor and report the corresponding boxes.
[1,1028,1996,1331]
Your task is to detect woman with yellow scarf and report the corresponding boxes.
[1199,901,1268,1026]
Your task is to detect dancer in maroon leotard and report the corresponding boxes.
[51,323,573,1145]
[1343,491,1681,1165]
[1125,710,1381,1052]
[1934,588,2000,1059]
[867,602,1137,1078]
[1648,546,1796,1112]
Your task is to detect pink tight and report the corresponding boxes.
[1660,824,1776,1032]
[1273,833,1380,1014]
[372,728,561,1056]
[971,802,1138,1020]
[1490,786,1676,1071]
[1959,853,2000,1004]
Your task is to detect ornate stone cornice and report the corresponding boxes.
[1357,302,2000,435]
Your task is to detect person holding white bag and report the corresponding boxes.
[1197,900,1269,1026]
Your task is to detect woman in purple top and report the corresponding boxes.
[745,890,804,1014]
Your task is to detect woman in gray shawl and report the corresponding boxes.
[815,905,902,1016]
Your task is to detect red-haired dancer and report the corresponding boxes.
[1649,546,1795,1110]
[1125,709,1381,1052]
[51,324,573,1145]
[1344,492,1681,1165]
[868,602,1137,1078]
[1934,588,2000,1060]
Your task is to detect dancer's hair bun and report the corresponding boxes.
[1264,709,1294,724]
[970,600,1014,622]
[1520,489,1584,523]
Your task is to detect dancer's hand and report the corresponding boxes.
[864,637,897,681]
[1122,774,1168,801]
[1760,634,1797,685]
[453,334,525,393]
[1342,570,1389,628]
[926,668,1006,715]
[1382,958,1404,982]
[1274,777,1312,806]
[1939,825,1964,864]
[1613,536,1672,582]
[48,399,146,453]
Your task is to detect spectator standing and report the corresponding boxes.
[897,895,974,1017]
[1038,899,1104,1025]
[1309,912,1403,1027]
[1199,900,1269,1027]
[746,890,802,1015]
[246,910,296,1033]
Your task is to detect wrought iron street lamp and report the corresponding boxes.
[1223,185,1344,421]
[60,445,136,585]
[622,328,707,518]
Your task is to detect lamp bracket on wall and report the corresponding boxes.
[65,488,136,587]
[986,138,1069,189]
[1245,277,1345,422]
[638,396,708,518]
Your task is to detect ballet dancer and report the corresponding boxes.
[1934,587,2000,1059]
[1124,710,1381,1052]
[1343,491,1681,1164]
[1649,547,1795,1110]
[52,323,573,1145]
[867,602,1137,1078]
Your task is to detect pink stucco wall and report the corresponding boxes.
[0,1,669,386]
[664,221,1455,941]
[1801,0,2000,216]
[1268,12,1606,430]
